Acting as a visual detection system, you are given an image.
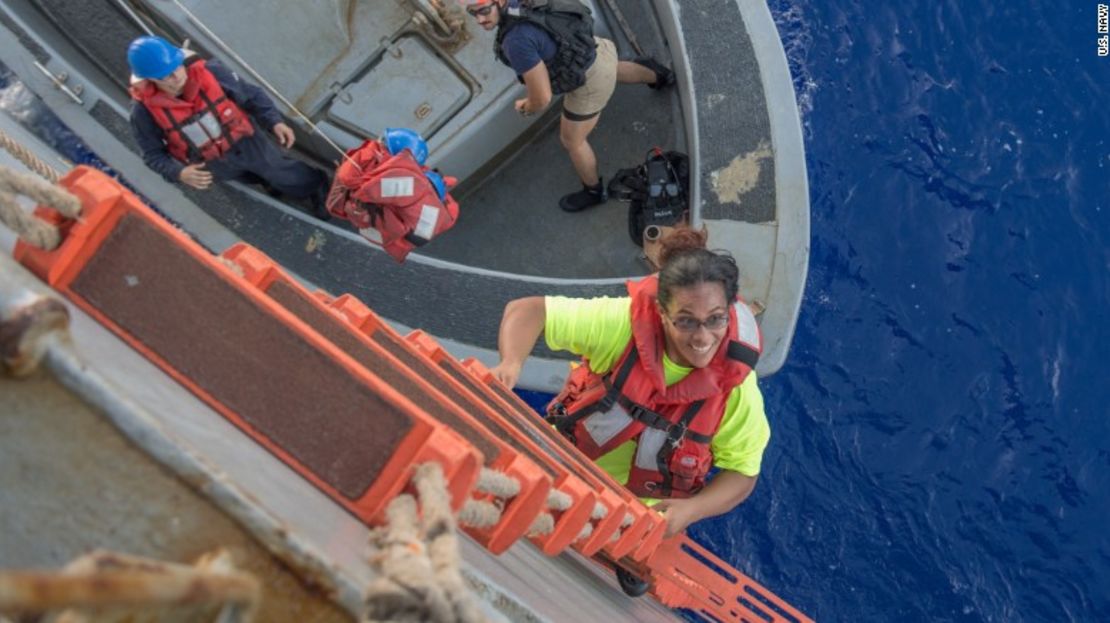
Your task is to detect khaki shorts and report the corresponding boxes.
[562,37,618,121]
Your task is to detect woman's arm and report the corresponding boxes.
[490,296,546,388]
[653,470,758,537]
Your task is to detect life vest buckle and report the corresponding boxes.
[666,421,688,449]
[544,401,567,424]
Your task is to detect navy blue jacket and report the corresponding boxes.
[129,59,284,183]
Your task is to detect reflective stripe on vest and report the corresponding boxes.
[634,427,668,470]
[733,300,761,352]
[178,110,223,151]
[583,400,634,448]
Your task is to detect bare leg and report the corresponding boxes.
[617,60,656,84]
[560,114,603,186]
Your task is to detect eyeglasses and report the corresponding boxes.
[666,313,729,333]
[467,4,496,17]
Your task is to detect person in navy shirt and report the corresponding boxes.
[462,0,674,212]
[127,36,330,220]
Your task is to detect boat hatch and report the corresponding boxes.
[328,36,469,140]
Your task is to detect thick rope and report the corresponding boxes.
[364,463,484,623]
[0,550,259,621]
[0,127,66,183]
[0,166,81,251]
[574,503,611,541]
[545,489,572,512]
[591,502,608,521]
[0,166,79,216]
[576,523,594,542]
[458,500,502,530]
[609,513,637,543]
[527,513,555,538]
[0,192,59,250]
[525,489,575,537]
[413,464,485,623]
[456,468,520,530]
[473,467,520,499]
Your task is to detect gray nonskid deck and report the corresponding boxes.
[677,0,775,223]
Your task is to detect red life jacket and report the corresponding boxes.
[326,139,460,263]
[130,57,254,163]
[546,275,762,498]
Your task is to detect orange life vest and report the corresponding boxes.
[130,57,254,163]
[546,275,762,498]
[326,139,459,263]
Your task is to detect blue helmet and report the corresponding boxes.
[424,171,447,201]
[383,127,429,166]
[128,36,184,80]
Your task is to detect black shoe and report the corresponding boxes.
[310,181,332,221]
[615,567,650,598]
[559,179,607,212]
[635,56,675,91]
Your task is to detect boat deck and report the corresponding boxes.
[0,0,806,386]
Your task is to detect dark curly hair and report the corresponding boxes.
[656,226,739,310]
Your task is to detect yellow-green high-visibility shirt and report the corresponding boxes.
[544,295,770,493]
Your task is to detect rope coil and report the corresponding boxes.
[365,463,484,623]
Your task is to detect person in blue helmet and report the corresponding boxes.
[383,127,430,167]
[382,127,447,200]
[126,36,331,220]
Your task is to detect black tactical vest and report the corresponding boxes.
[495,0,597,95]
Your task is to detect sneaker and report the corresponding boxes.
[559,179,608,212]
[615,567,651,597]
[635,56,675,91]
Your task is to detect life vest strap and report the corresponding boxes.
[727,339,759,369]
[616,395,712,445]
[404,232,429,247]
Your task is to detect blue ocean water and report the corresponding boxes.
[714,1,1108,620]
[3,1,1107,621]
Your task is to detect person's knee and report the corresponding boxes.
[559,129,578,151]
[560,124,588,150]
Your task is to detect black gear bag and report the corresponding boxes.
[608,148,690,247]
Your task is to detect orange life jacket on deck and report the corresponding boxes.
[546,275,762,498]
[326,139,459,263]
[130,57,254,163]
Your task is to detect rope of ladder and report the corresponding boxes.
[0,127,67,183]
[0,550,260,622]
[0,165,80,250]
[365,463,484,623]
